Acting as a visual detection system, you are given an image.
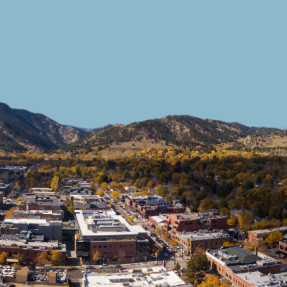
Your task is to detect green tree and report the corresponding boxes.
[186,254,210,285]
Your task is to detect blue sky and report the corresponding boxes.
[0,1,286,129]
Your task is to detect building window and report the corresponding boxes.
[93,245,97,248]
[130,250,133,254]
[104,245,107,248]
[98,245,102,248]
[120,244,122,248]
[130,244,133,247]
[109,245,112,248]
[124,244,127,248]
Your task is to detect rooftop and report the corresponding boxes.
[206,246,279,272]
[250,226,287,234]
[75,210,147,239]
[179,231,232,241]
[237,271,287,287]
[0,238,65,251]
[83,270,185,287]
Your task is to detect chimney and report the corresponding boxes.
[255,246,258,255]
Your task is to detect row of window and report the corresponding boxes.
[93,244,134,249]
[95,250,133,256]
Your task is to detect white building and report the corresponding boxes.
[82,269,186,287]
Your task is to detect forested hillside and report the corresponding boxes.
[64,115,279,151]
[0,102,88,152]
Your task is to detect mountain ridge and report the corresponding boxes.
[0,102,88,152]
[64,115,281,151]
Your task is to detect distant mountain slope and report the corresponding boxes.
[65,115,280,150]
[0,103,88,152]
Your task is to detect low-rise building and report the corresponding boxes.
[75,210,149,264]
[0,183,12,195]
[164,211,228,238]
[125,195,170,210]
[71,194,102,204]
[0,218,62,241]
[177,231,233,254]
[207,246,281,284]
[18,195,60,211]
[138,204,186,219]
[125,186,138,193]
[149,215,167,229]
[248,227,287,244]
[13,210,64,221]
[82,268,186,287]
[0,237,66,266]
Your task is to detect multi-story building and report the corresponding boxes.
[82,269,186,287]
[279,239,287,256]
[13,210,64,221]
[0,182,12,195]
[74,210,149,264]
[138,204,186,219]
[164,211,228,238]
[18,195,60,211]
[125,195,170,210]
[248,227,287,244]
[177,231,233,255]
[0,236,66,266]
[0,218,62,241]
[71,194,102,204]
[207,246,281,286]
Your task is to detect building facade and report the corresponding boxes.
[75,210,149,264]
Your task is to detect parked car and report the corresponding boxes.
[100,264,108,268]
[86,266,94,269]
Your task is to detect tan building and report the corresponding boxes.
[248,226,287,244]
[177,231,233,254]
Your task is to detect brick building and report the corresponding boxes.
[0,237,66,266]
[13,210,64,221]
[164,211,228,238]
[176,231,233,254]
[207,246,281,287]
[75,210,149,264]
[138,204,186,219]
[248,226,287,244]
[125,195,170,210]
[18,195,60,212]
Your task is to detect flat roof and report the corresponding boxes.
[4,218,47,224]
[75,210,146,238]
[0,239,65,251]
[250,226,287,234]
[236,271,287,287]
[84,271,185,287]
[206,247,279,272]
[179,231,232,241]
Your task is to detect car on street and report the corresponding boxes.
[100,264,108,268]
[86,266,94,269]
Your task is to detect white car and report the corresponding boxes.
[100,264,108,268]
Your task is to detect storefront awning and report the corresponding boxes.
[6,258,19,263]
[147,221,153,226]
